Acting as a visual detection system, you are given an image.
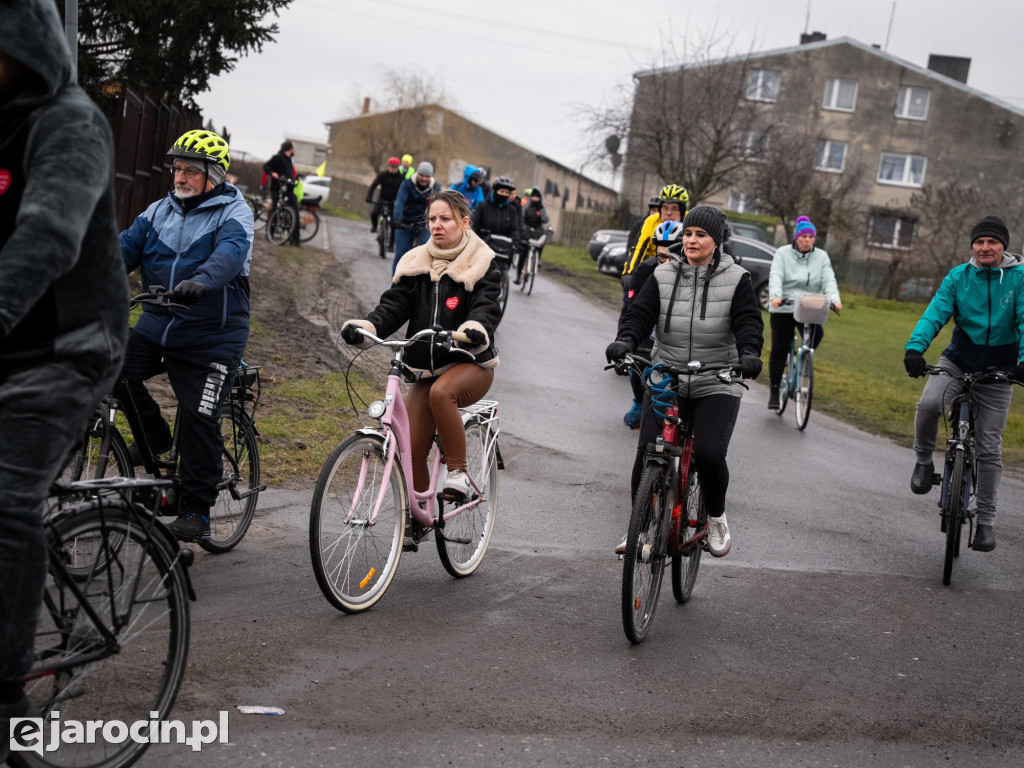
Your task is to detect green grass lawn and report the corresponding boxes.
[541,243,1024,466]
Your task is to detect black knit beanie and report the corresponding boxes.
[970,216,1009,249]
[683,205,729,246]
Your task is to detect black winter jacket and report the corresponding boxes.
[366,169,405,203]
[262,151,295,198]
[471,197,523,255]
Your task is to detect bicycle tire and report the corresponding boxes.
[17,502,190,768]
[377,217,389,259]
[249,195,267,232]
[943,452,966,585]
[266,207,295,245]
[526,249,537,295]
[671,468,706,603]
[298,207,320,243]
[200,404,260,554]
[777,347,792,416]
[622,464,670,644]
[794,351,813,430]
[309,433,406,613]
[436,419,499,577]
[497,268,510,321]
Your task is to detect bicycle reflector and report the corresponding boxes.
[368,401,386,419]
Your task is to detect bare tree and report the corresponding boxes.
[580,35,775,204]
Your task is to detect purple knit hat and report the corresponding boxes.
[794,216,816,238]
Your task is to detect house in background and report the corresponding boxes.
[324,104,617,237]
[285,135,329,176]
[621,35,1024,293]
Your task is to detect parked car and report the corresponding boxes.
[726,234,775,311]
[898,276,936,302]
[728,219,769,243]
[588,229,629,260]
[597,241,629,276]
[302,175,331,202]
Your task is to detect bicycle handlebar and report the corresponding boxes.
[132,286,189,310]
[779,296,841,316]
[604,354,743,383]
[352,326,475,356]
[924,365,1018,385]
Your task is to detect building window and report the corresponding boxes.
[895,86,931,120]
[544,179,554,195]
[747,69,780,102]
[877,152,926,187]
[823,78,858,111]
[815,140,848,173]
[727,191,758,214]
[867,212,915,250]
[738,131,768,160]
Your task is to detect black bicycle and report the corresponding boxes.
[370,200,394,259]
[12,476,194,768]
[921,366,1020,584]
[266,178,299,245]
[50,288,265,553]
[481,232,514,321]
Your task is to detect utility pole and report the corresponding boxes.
[64,0,78,82]
[804,0,812,36]
[884,1,897,52]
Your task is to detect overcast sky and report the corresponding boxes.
[196,0,1024,186]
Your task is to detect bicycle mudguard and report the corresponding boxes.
[355,427,386,439]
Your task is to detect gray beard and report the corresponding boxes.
[174,186,196,200]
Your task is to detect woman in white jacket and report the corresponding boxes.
[767,216,842,409]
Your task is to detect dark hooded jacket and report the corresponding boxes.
[0,0,128,376]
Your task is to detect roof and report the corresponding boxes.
[634,36,1024,121]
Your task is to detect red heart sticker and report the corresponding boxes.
[445,297,459,310]
[0,170,10,195]
[627,289,635,300]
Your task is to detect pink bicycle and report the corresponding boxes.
[309,327,502,613]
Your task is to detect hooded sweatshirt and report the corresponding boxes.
[0,0,128,375]
[450,164,485,209]
[906,252,1024,372]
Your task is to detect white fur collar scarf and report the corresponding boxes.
[393,229,494,290]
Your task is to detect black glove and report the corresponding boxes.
[904,350,927,378]
[341,324,364,346]
[739,354,763,380]
[462,328,486,347]
[393,221,410,231]
[168,279,205,306]
[1011,363,1024,384]
[605,339,633,364]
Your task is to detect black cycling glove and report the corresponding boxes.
[341,324,364,346]
[169,279,206,306]
[605,339,633,364]
[739,354,763,380]
[1011,363,1024,384]
[904,350,927,378]
[462,328,486,347]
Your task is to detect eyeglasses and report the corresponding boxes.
[170,164,205,179]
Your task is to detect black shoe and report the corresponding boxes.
[973,524,996,552]
[911,461,935,494]
[370,227,377,234]
[170,494,211,542]
[767,386,780,410]
[513,277,521,285]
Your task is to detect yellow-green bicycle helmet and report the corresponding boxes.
[167,129,231,172]
[658,184,689,206]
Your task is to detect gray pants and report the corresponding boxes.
[913,357,1012,527]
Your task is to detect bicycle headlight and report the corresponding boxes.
[367,400,386,420]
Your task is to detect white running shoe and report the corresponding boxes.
[707,514,732,557]
[444,469,471,498]
[614,535,628,555]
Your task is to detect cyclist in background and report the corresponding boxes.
[515,188,550,285]
[120,130,254,543]
[471,175,523,259]
[766,215,842,410]
[366,156,404,246]
[392,161,442,275]
[618,220,685,429]
[626,195,662,262]
[903,215,1024,553]
[399,153,415,180]
[0,0,129,747]
[451,163,486,209]
[263,139,300,246]
[605,206,763,557]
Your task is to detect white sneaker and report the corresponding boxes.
[443,469,471,498]
[707,514,731,557]
[614,535,628,555]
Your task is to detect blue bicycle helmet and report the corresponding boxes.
[654,220,685,246]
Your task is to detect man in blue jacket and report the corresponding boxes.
[392,161,441,274]
[120,129,254,542]
[451,163,485,210]
[904,216,1024,552]
[0,0,129,748]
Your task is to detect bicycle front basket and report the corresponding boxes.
[793,293,830,325]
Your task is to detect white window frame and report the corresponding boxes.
[823,78,858,112]
[727,191,758,214]
[877,151,927,187]
[815,140,848,173]
[895,86,931,120]
[747,69,780,102]
[867,212,915,250]
[738,131,768,161]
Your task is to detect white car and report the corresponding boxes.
[302,175,331,203]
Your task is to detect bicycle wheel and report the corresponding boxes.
[943,452,966,585]
[266,207,294,245]
[794,351,813,430]
[777,348,792,416]
[436,419,499,577]
[17,502,190,768]
[622,464,670,644]
[50,423,134,507]
[200,404,260,554]
[309,433,406,613]
[497,268,510,321]
[298,207,320,243]
[249,195,267,232]
[671,468,706,603]
[377,218,388,259]
[526,249,537,295]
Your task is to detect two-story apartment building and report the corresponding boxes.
[621,35,1024,291]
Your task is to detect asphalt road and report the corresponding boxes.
[149,218,1024,768]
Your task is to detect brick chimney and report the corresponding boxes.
[927,54,970,84]
[362,97,371,115]
[800,31,826,44]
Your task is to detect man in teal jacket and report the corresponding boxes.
[904,216,1024,552]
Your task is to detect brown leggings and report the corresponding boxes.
[407,363,494,492]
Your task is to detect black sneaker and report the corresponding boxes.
[767,386,780,410]
[911,461,935,495]
[973,524,996,552]
[170,507,210,542]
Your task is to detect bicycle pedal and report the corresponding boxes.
[931,472,942,486]
[402,538,419,553]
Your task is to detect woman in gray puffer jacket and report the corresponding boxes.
[605,206,764,558]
